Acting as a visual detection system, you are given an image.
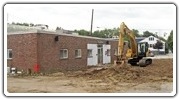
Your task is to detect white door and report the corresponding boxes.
[87,44,98,66]
[103,44,111,64]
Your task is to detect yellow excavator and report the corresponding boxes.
[116,22,152,67]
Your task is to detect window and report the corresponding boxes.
[114,49,118,55]
[7,49,12,59]
[140,44,145,53]
[149,44,153,48]
[106,49,110,56]
[149,37,151,41]
[149,37,154,41]
[75,49,81,58]
[60,49,68,59]
[87,49,93,58]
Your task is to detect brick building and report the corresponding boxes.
[7,30,118,73]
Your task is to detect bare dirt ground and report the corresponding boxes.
[7,59,173,93]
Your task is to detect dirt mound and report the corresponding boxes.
[80,66,149,83]
[8,59,173,93]
[69,59,173,83]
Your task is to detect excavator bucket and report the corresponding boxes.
[114,60,124,65]
[115,55,126,64]
[113,60,127,71]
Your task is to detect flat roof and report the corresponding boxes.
[7,29,118,41]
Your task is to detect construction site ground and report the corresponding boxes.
[7,58,173,93]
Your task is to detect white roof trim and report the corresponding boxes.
[7,30,118,41]
[139,35,166,43]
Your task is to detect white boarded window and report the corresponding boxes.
[87,49,93,58]
[75,49,81,58]
[60,49,68,59]
[7,49,12,59]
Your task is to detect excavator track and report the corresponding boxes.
[128,57,152,67]
[139,58,152,67]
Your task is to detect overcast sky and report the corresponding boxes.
[5,4,176,38]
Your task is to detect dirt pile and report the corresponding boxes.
[69,59,173,83]
[7,59,173,93]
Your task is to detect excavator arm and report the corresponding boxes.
[116,22,137,64]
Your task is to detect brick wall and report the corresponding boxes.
[7,33,38,72]
[109,40,118,64]
[37,33,118,73]
[7,33,118,73]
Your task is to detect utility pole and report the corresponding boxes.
[90,9,94,36]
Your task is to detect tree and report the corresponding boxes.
[45,25,49,29]
[104,29,113,38]
[75,29,89,36]
[74,28,140,39]
[12,22,15,25]
[153,40,163,55]
[56,27,62,30]
[152,36,169,54]
[23,23,29,26]
[16,22,22,25]
[158,36,166,42]
[154,40,163,49]
[30,23,34,27]
[93,30,105,38]
[142,31,155,37]
[112,27,120,36]
[157,36,169,54]
[167,30,173,53]
[165,43,169,54]
[132,29,141,37]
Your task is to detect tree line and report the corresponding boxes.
[74,28,173,53]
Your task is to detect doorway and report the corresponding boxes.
[97,44,103,64]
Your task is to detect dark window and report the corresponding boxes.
[7,49,12,59]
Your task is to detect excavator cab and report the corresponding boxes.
[138,42,149,58]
